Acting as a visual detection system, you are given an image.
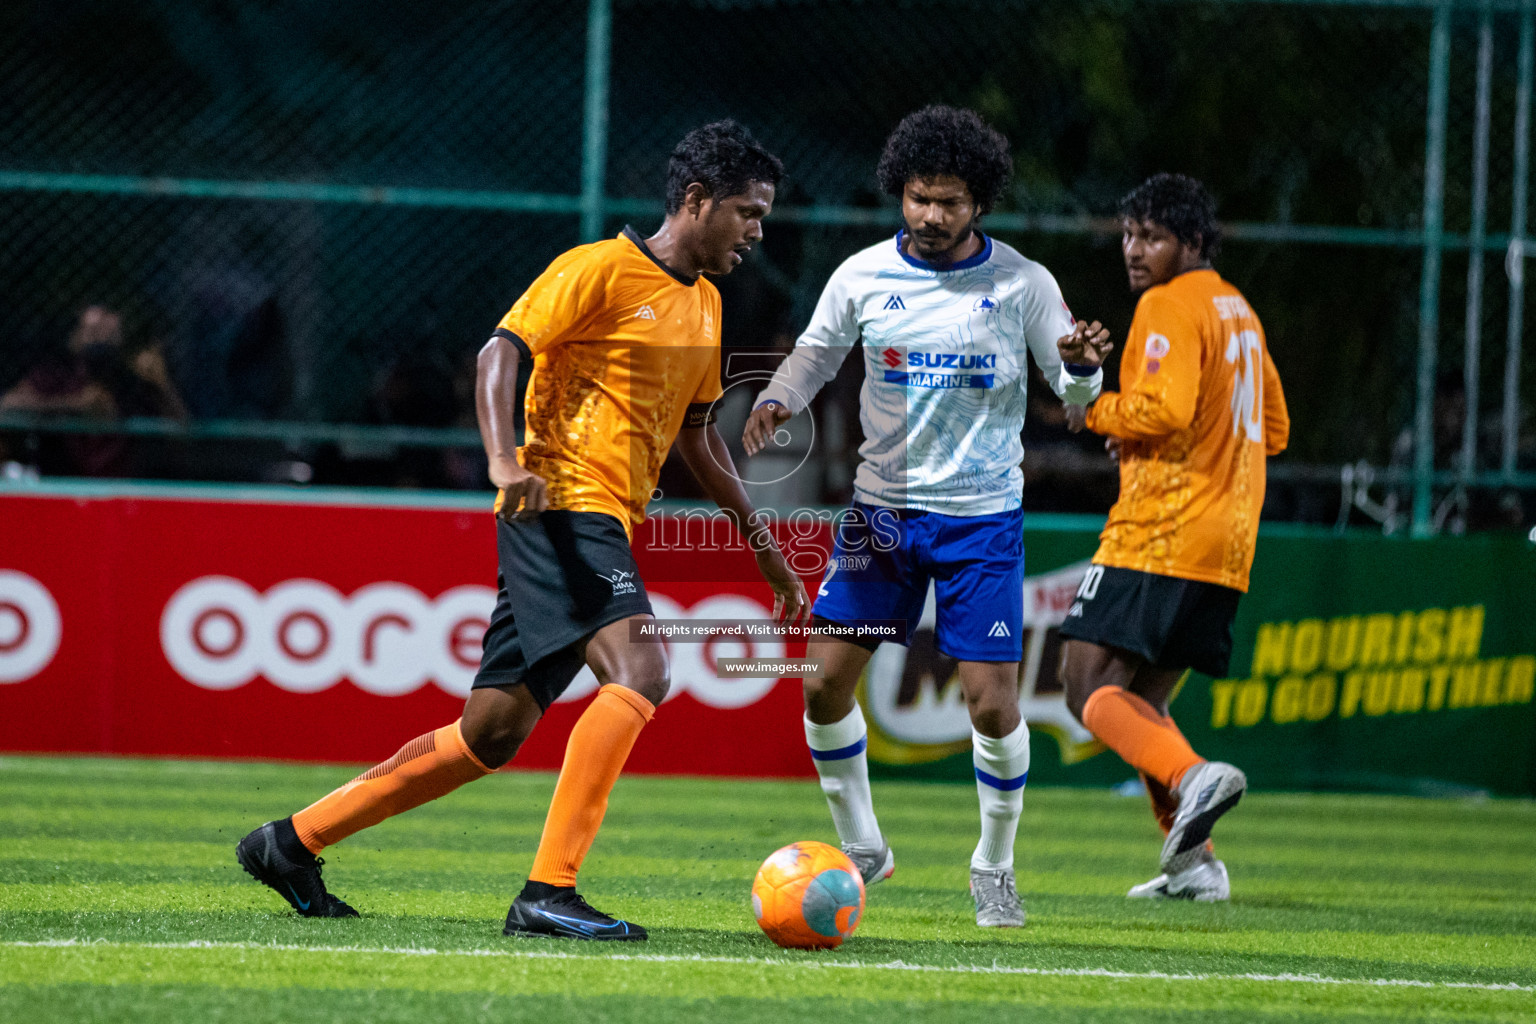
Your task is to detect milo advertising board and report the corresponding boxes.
[860,522,1536,797]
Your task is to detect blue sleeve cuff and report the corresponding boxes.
[1064,363,1100,377]
[754,398,785,410]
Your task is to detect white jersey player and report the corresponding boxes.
[743,106,1112,929]
[753,229,1101,513]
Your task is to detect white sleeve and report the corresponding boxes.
[1020,262,1102,406]
[755,268,859,415]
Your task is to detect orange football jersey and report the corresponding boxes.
[1084,269,1289,591]
[494,228,724,532]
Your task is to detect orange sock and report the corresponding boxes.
[528,683,655,887]
[1140,770,1178,835]
[1082,687,1203,790]
[292,720,492,854]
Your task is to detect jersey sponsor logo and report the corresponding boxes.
[906,352,997,370]
[883,370,995,389]
[988,620,1011,638]
[1145,333,1171,359]
[598,569,638,596]
[161,577,785,709]
[882,294,906,311]
[632,305,657,320]
[882,347,903,369]
[972,296,999,312]
[0,570,62,684]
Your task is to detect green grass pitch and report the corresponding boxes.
[1,755,1532,1023]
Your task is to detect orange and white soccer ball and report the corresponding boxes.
[751,840,866,949]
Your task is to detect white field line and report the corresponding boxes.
[3,939,1532,994]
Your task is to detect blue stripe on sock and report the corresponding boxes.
[975,767,1028,791]
[809,736,867,761]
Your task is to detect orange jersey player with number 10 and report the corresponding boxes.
[235,121,807,941]
[1059,173,1289,903]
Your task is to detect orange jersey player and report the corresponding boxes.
[236,122,807,940]
[1088,243,1289,592]
[494,225,726,531]
[1059,173,1289,902]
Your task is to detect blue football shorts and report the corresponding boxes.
[811,501,1025,662]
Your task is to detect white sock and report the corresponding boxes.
[971,720,1031,871]
[804,705,883,849]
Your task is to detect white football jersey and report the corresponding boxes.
[756,231,1101,515]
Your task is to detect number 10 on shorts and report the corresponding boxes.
[1075,565,1105,602]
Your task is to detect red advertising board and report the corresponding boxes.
[0,487,817,777]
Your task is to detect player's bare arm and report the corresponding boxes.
[674,421,809,623]
[475,334,548,522]
[742,400,792,456]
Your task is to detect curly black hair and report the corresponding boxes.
[1118,173,1223,260]
[875,106,1013,214]
[664,120,784,215]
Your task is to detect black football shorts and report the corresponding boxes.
[472,510,653,709]
[1057,564,1242,677]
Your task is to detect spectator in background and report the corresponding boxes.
[0,303,186,476]
[309,345,487,491]
[165,257,291,419]
[1372,371,1528,534]
[365,350,459,489]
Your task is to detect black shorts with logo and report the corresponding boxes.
[1057,565,1242,677]
[472,510,653,709]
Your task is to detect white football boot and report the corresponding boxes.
[1161,761,1246,876]
[1127,851,1230,902]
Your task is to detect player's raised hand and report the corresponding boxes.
[754,545,809,624]
[1056,319,1114,368]
[490,454,549,523]
[742,401,793,457]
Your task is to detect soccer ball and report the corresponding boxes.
[751,840,866,949]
